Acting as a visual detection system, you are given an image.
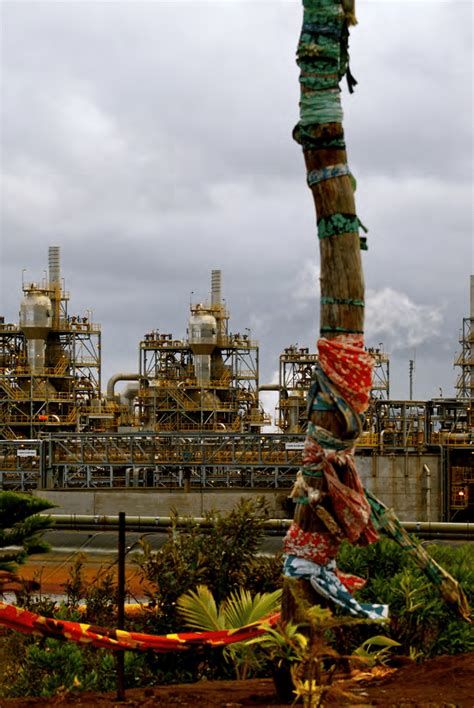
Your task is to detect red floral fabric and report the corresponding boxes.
[335,569,366,593]
[283,521,341,565]
[317,334,373,413]
[302,437,379,546]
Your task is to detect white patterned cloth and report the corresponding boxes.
[283,554,388,621]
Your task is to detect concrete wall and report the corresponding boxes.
[33,488,290,519]
[357,453,442,522]
[33,453,443,522]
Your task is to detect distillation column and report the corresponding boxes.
[48,245,62,328]
[19,290,52,374]
[470,275,474,401]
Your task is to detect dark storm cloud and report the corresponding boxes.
[1,0,472,403]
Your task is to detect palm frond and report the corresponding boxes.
[176,584,224,631]
[223,587,282,628]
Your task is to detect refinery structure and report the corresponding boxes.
[0,248,472,522]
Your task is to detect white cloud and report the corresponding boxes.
[365,288,444,350]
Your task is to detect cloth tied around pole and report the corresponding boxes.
[283,555,388,621]
[283,334,379,615]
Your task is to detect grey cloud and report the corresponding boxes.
[1,0,472,404]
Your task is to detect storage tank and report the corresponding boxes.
[188,308,217,354]
[188,307,217,386]
[20,289,52,373]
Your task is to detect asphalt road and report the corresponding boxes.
[39,529,285,559]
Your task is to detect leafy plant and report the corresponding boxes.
[177,584,282,679]
[135,497,272,631]
[0,491,55,570]
[337,538,474,659]
[248,579,383,705]
[353,635,401,668]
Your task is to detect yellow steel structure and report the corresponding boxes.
[0,248,103,439]
[133,272,269,433]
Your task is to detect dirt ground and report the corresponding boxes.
[0,653,472,707]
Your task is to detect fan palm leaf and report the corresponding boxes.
[176,584,224,631]
[223,587,282,629]
[177,585,282,632]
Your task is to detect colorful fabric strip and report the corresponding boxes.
[283,555,389,621]
[0,602,280,653]
[317,335,373,414]
[307,163,351,186]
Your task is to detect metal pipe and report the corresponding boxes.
[107,373,141,402]
[211,270,221,306]
[430,444,447,521]
[116,511,125,701]
[48,246,61,286]
[41,513,472,538]
[423,463,432,521]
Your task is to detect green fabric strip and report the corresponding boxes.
[320,296,365,307]
[317,213,369,250]
[300,88,343,125]
[300,468,324,478]
[311,399,336,412]
[295,0,351,131]
[293,125,346,150]
[292,496,310,505]
[317,212,359,239]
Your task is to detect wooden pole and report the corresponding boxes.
[282,0,364,615]
[116,511,126,700]
[281,0,471,635]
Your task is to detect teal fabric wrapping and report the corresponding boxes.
[296,0,347,129]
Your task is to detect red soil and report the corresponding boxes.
[0,654,473,706]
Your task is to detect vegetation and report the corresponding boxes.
[337,537,474,658]
[0,491,54,571]
[0,499,471,699]
[134,497,282,632]
[177,584,282,679]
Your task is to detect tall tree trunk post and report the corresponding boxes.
[280,0,471,641]
[281,0,371,619]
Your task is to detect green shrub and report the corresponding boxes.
[337,539,473,658]
[135,497,271,632]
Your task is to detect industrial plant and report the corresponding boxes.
[0,247,472,522]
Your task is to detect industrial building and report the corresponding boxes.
[0,248,472,523]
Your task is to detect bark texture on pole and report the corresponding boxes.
[281,0,471,630]
[281,0,376,620]
[290,0,366,536]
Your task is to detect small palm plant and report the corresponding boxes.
[176,584,282,679]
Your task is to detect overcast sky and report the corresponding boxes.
[0,0,472,418]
